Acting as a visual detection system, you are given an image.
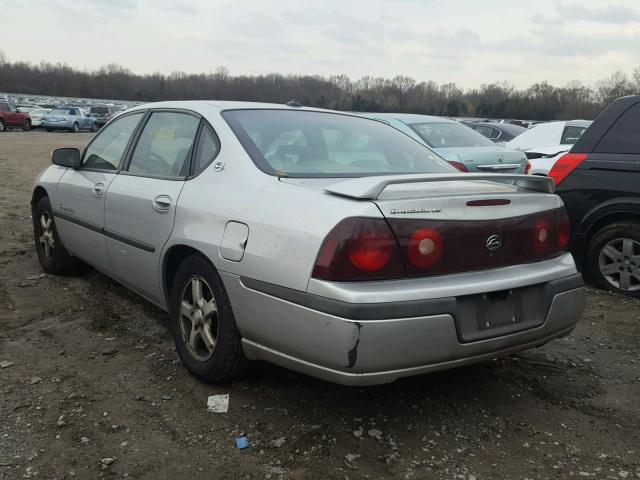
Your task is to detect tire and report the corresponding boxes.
[33,196,85,275]
[23,119,32,131]
[91,124,98,132]
[169,254,249,383]
[0,120,5,132]
[586,221,640,297]
[70,122,79,133]
[46,128,53,133]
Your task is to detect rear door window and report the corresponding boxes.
[594,103,640,154]
[127,111,199,177]
[193,124,221,174]
[83,112,144,170]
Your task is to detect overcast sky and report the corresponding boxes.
[1,0,639,89]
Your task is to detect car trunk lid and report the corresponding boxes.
[303,174,567,280]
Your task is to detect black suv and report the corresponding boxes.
[550,95,640,297]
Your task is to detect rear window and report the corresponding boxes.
[409,122,495,148]
[223,110,454,177]
[560,126,587,145]
[594,103,640,154]
[50,109,74,115]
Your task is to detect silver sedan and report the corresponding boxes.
[31,101,585,385]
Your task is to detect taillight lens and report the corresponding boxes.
[313,209,571,282]
[312,218,405,281]
[408,228,443,268]
[524,161,532,174]
[533,219,551,252]
[548,153,588,186]
[448,161,468,172]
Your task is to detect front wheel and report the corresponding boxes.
[586,222,640,297]
[23,119,32,131]
[0,120,5,132]
[33,196,85,275]
[70,122,79,133]
[169,254,249,383]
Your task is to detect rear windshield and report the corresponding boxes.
[223,110,455,177]
[50,109,73,115]
[409,122,495,148]
[90,107,109,114]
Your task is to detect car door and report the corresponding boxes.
[53,111,145,272]
[104,110,200,304]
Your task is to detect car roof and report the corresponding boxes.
[128,100,338,114]
[363,112,457,124]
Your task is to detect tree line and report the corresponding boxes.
[1,51,639,120]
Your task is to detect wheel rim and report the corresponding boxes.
[38,212,55,260]
[179,276,218,362]
[0,122,4,131]
[598,238,640,292]
[73,123,78,132]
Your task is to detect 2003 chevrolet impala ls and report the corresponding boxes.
[31,101,585,385]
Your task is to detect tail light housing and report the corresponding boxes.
[548,153,588,186]
[524,161,532,174]
[312,218,405,281]
[313,210,570,282]
[448,161,468,172]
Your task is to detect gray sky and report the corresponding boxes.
[1,0,639,89]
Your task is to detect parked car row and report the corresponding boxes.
[1,94,129,132]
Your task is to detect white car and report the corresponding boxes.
[28,108,51,128]
[507,120,592,175]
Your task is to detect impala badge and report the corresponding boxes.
[486,234,502,252]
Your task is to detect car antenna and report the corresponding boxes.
[286,99,302,108]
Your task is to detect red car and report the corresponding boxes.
[0,100,32,131]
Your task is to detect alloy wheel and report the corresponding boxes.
[39,212,55,259]
[179,276,219,362]
[598,238,640,292]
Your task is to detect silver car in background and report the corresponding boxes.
[31,101,585,385]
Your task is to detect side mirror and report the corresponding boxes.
[52,148,81,168]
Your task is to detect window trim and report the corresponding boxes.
[120,108,202,181]
[79,110,148,173]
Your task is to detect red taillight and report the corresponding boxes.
[548,153,588,186]
[524,161,532,175]
[348,231,393,271]
[312,218,405,281]
[408,228,443,268]
[534,219,551,252]
[448,161,468,172]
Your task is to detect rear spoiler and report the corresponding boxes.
[324,173,555,200]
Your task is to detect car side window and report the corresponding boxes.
[594,103,640,154]
[83,112,144,170]
[193,123,221,174]
[128,112,199,178]
[560,126,586,145]
[489,128,501,140]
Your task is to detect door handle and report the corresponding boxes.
[152,194,172,212]
[92,183,106,196]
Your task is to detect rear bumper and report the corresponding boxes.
[222,271,585,386]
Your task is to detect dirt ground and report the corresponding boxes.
[0,131,639,480]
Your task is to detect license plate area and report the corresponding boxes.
[455,284,547,343]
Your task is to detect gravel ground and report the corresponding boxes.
[0,131,639,480]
